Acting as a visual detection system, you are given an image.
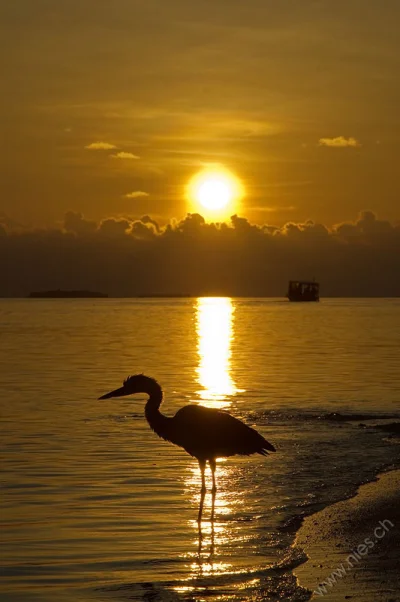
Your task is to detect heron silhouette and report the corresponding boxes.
[99,374,275,519]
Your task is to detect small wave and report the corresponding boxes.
[245,409,400,425]
[371,422,400,435]
[97,561,312,602]
[322,412,400,422]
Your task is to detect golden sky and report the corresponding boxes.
[1,0,399,226]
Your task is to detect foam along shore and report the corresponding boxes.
[294,470,400,601]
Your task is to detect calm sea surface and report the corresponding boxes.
[1,298,399,602]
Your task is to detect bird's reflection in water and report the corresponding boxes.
[185,460,239,578]
[197,487,215,561]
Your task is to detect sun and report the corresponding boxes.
[187,167,243,218]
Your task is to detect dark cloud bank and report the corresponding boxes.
[1,211,399,297]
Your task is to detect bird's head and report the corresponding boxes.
[98,373,155,400]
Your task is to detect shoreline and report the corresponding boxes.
[293,469,400,601]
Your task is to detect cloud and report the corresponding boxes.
[111,151,140,160]
[130,219,157,239]
[64,211,97,235]
[0,211,24,231]
[98,218,131,237]
[85,141,117,150]
[318,136,360,148]
[140,214,160,232]
[124,191,149,198]
[333,210,395,241]
[1,211,399,297]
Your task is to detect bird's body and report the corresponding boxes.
[151,404,274,461]
[99,374,275,496]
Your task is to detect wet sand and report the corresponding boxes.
[294,470,400,601]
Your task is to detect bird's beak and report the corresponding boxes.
[98,386,127,400]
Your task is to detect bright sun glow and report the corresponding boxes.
[187,167,243,217]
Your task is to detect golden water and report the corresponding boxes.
[1,298,399,601]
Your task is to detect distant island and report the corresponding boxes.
[28,290,108,298]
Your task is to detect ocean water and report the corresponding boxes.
[1,298,399,602]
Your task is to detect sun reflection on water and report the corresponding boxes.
[195,297,239,408]
[174,297,248,592]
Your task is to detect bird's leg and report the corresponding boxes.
[209,458,217,494]
[197,459,206,525]
[199,459,206,494]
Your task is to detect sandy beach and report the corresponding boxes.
[294,470,400,601]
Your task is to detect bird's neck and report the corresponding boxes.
[143,380,171,437]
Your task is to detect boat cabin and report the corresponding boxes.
[287,280,319,302]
